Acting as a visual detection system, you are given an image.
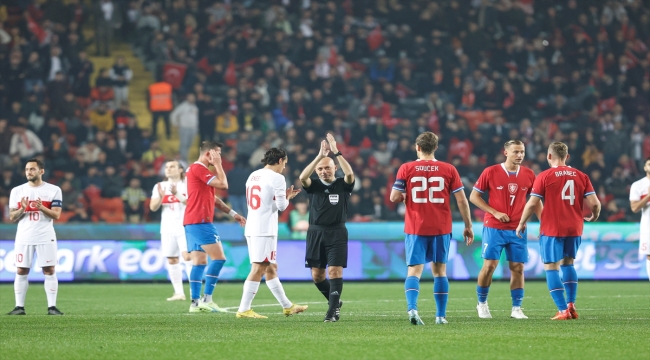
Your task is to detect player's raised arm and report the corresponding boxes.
[326,133,354,185]
[630,185,650,213]
[453,190,474,245]
[583,194,601,222]
[149,183,164,211]
[299,140,329,188]
[207,149,228,190]
[516,196,541,238]
[37,197,62,220]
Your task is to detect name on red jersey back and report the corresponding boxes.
[184,162,216,225]
[393,160,464,236]
[531,166,595,237]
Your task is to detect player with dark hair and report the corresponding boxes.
[7,158,64,315]
[470,140,541,319]
[184,141,246,313]
[629,157,650,281]
[517,142,601,320]
[236,148,307,318]
[299,133,355,322]
[390,132,474,325]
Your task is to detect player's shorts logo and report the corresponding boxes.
[329,194,339,205]
[508,183,518,194]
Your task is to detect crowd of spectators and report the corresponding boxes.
[2,0,650,226]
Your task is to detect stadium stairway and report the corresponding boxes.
[87,42,197,159]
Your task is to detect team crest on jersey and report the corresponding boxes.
[329,194,339,205]
[508,183,518,194]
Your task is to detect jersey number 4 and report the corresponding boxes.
[411,176,444,204]
[562,180,575,205]
[247,185,261,210]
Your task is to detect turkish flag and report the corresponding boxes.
[196,57,213,75]
[162,62,187,89]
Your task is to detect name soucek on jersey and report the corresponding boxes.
[151,179,187,234]
[184,162,216,225]
[304,178,354,226]
[9,182,62,245]
[473,164,536,230]
[393,159,464,236]
[531,166,595,237]
[245,168,289,236]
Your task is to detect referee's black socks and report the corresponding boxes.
[328,278,343,314]
[315,279,330,300]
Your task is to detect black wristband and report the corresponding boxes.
[334,151,343,157]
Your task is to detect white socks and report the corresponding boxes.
[14,274,29,307]
[646,259,650,282]
[266,277,292,308]
[184,261,193,280]
[168,263,184,295]
[44,274,58,307]
[238,280,260,313]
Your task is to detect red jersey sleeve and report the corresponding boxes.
[531,172,546,199]
[450,166,464,194]
[583,173,595,197]
[192,163,217,185]
[473,167,490,194]
[392,164,408,192]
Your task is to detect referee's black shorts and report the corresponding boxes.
[305,224,348,269]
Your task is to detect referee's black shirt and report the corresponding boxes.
[304,177,355,227]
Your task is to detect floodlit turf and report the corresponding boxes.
[0,281,648,359]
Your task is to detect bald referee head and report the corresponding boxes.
[315,157,337,183]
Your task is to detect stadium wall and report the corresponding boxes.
[0,223,646,282]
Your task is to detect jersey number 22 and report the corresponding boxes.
[411,176,444,204]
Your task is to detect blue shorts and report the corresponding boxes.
[404,234,451,266]
[184,223,220,253]
[482,227,528,263]
[539,235,581,264]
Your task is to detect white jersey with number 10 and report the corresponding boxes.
[9,182,62,245]
[245,168,289,237]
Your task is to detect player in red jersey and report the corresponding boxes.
[470,140,542,320]
[184,141,246,313]
[516,142,601,320]
[390,132,473,325]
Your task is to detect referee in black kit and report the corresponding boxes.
[299,133,355,322]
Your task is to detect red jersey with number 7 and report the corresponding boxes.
[184,162,216,225]
[393,159,464,236]
[530,166,595,237]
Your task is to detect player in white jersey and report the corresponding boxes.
[7,158,64,315]
[236,148,308,318]
[150,160,192,301]
[629,157,650,281]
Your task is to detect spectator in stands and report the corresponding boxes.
[109,55,132,106]
[148,81,173,139]
[70,51,94,98]
[93,0,121,57]
[289,199,309,239]
[102,166,123,198]
[60,180,81,212]
[170,93,198,163]
[122,177,146,223]
[89,102,114,133]
[91,68,115,106]
[226,158,249,218]
[9,125,43,161]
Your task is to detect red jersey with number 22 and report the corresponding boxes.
[393,159,464,236]
[184,162,216,225]
[531,166,595,237]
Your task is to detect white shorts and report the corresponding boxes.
[639,230,650,256]
[246,236,277,264]
[161,232,188,258]
[14,243,58,268]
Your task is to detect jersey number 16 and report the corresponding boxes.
[411,176,445,204]
[247,185,261,210]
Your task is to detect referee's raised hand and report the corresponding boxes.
[319,140,330,157]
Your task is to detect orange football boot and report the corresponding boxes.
[551,310,572,320]
[567,302,579,319]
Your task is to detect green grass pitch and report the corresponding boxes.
[0,281,648,359]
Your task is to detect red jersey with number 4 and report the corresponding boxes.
[473,164,536,230]
[184,162,216,225]
[393,159,464,236]
[531,166,595,237]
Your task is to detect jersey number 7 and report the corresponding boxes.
[411,176,444,204]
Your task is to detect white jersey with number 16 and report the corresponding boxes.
[9,182,62,245]
[245,168,289,237]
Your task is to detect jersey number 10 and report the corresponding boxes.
[411,176,445,204]
[247,185,261,210]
